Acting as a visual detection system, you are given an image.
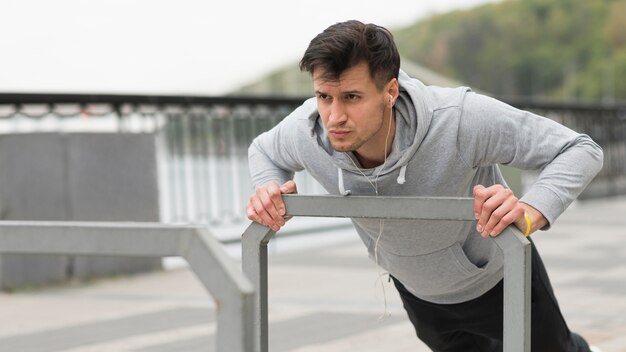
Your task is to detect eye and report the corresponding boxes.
[346,94,360,101]
[316,93,330,101]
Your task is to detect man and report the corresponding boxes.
[246,20,603,351]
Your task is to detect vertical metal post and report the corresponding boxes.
[186,228,256,352]
[242,222,275,352]
[493,227,532,352]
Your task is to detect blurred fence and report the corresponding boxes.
[0,93,624,226]
[510,98,626,197]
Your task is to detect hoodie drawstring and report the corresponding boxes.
[337,164,408,195]
[397,165,407,185]
[338,168,351,196]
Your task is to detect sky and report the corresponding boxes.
[0,0,502,96]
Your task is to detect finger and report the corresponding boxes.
[474,184,502,220]
[478,187,511,235]
[280,180,298,194]
[278,181,297,219]
[489,204,525,237]
[251,181,289,231]
[472,185,487,219]
[246,203,262,224]
[483,195,518,236]
[266,182,287,219]
[474,185,504,230]
[251,194,279,231]
[257,184,285,228]
[246,202,270,225]
[256,184,279,220]
[476,186,509,236]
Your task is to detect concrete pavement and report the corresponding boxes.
[0,196,625,351]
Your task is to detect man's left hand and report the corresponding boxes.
[473,184,546,237]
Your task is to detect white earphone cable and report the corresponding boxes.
[344,99,394,321]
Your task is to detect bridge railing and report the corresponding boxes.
[1,93,623,226]
[242,195,531,352]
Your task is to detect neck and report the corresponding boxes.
[354,109,395,169]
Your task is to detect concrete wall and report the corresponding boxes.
[0,133,161,290]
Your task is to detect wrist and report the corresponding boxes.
[513,213,531,236]
[515,202,548,236]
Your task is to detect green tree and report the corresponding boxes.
[394,0,625,102]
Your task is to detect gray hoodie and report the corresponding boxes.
[248,71,603,304]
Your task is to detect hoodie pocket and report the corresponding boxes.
[377,242,485,297]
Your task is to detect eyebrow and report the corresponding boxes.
[314,90,364,96]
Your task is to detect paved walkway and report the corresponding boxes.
[0,196,625,351]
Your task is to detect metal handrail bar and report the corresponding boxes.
[0,93,304,107]
[0,221,254,352]
[1,92,624,112]
[242,195,531,352]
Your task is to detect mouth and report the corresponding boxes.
[329,130,351,138]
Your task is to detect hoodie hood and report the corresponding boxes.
[306,70,434,193]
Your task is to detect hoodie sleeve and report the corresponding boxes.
[248,102,309,189]
[457,92,604,227]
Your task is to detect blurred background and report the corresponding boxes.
[0,0,625,351]
[0,0,502,95]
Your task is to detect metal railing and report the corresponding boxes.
[1,93,624,224]
[0,221,255,352]
[0,93,323,227]
[242,195,531,352]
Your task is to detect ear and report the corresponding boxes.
[386,78,399,107]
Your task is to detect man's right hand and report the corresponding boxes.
[246,180,297,232]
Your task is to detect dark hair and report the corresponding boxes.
[299,20,400,90]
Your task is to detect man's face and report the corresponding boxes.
[313,62,389,154]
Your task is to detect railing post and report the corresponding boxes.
[493,227,532,352]
[241,222,275,352]
[186,228,255,352]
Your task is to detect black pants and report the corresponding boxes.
[393,239,590,352]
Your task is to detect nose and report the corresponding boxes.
[328,101,347,125]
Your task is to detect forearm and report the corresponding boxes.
[462,94,603,227]
[248,142,295,188]
[519,135,603,227]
